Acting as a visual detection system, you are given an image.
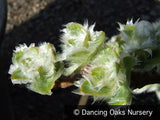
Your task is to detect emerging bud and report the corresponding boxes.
[75,36,132,105]
[60,22,106,76]
[9,43,63,95]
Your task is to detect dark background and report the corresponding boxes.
[1,0,160,120]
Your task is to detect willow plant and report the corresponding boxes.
[9,19,160,105]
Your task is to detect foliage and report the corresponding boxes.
[9,43,63,95]
[9,20,160,105]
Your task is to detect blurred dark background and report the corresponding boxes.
[1,0,160,120]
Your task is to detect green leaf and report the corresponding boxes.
[29,62,63,95]
[11,69,27,80]
[108,85,132,105]
[91,67,106,83]
[83,34,90,47]
[80,81,113,96]
[69,50,90,62]
[67,23,83,36]
[123,25,135,39]
[68,39,75,45]
[95,31,105,43]
[31,77,54,95]
[13,51,24,62]
[21,58,31,67]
